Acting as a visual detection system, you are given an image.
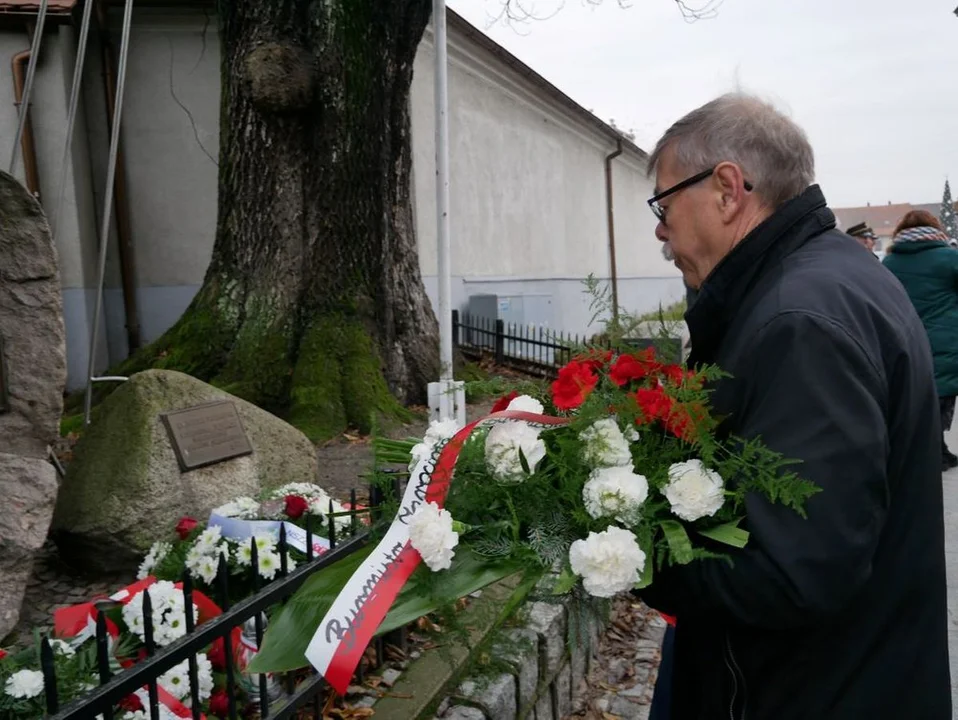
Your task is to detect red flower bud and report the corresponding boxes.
[209,689,230,718]
[175,517,198,541]
[284,495,309,520]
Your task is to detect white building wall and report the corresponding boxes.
[411,23,681,336]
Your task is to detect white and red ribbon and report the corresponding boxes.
[304,410,567,693]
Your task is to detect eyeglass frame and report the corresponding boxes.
[647,166,753,225]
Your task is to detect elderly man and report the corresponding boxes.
[640,94,950,719]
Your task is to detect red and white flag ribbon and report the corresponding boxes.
[305,411,566,693]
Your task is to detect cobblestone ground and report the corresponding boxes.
[943,425,958,709]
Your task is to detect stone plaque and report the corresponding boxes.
[0,335,8,414]
[161,401,253,472]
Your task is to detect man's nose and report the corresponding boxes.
[655,222,669,244]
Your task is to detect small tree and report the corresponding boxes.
[941,179,958,240]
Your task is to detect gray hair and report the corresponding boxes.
[647,93,815,208]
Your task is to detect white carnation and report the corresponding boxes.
[583,466,649,523]
[4,669,44,699]
[408,502,459,571]
[663,459,725,521]
[484,422,546,483]
[569,527,646,598]
[506,395,544,415]
[579,418,634,468]
[408,419,461,472]
[424,418,460,445]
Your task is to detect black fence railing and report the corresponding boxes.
[452,310,684,376]
[40,483,404,720]
[453,310,577,377]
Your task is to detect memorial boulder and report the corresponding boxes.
[53,369,320,572]
[0,171,67,640]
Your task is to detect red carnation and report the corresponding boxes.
[610,354,653,386]
[209,689,230,718]
[635,387,674,424]
[575,350,613,372]
[175,517,198,541]
[284,494,309,520]
[207,637,227,671]
[551,360,599,410]
[0,649,7,661]
[491,391,519,413]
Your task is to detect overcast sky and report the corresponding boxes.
[447,0,958,208]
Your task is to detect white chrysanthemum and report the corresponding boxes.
[4,669,44,699]
[271,482,325,499]
[579,418,634,468]
[583,466,649,523]
[506,395,545,415]
[234,542,254,567]
[569,527,646,598]
[484,422,547,483]
[212,496,260,519]
[122,583,197,646]
[258,551,281,580]
[408,502,459,571]
[663,459,725,522]
[192,527,223,556]
[137,541,173,581]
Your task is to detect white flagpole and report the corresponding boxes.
[428,0,465,426]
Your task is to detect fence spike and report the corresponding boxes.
[328,499,337,549]
[94,610,113,719]
[350,488,359,536]
[278,523,289,578]
[179,571,201,720]
[40,637,59,715]
[141,590,160,718]
[306,513,314,561]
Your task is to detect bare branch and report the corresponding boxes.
[492,0,722,27]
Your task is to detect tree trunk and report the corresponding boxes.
[118,0,439,440]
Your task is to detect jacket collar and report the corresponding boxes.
[887,239,949,254]
[685,185,835,365]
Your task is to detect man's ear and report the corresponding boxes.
[713,161,748,221]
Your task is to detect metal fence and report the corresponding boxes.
[40,483,403,720]
[453,310,577,376]
[452,311,685,376]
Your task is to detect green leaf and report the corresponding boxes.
[697,520,750,549]
[551,567,578,595]
[249,548,522,673]
[659,520,695,565]
[518,447,531,475]
[635,550,654,590]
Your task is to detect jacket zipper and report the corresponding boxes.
[725,634,748,720]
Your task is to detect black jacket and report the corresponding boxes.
[642,186,951,719]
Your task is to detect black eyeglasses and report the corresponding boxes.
[647,166,753,225]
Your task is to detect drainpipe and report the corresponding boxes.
[604,137,624,320]
[95,0,140,352]
[11,38,41,200]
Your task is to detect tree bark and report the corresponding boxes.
[118,0,439,440]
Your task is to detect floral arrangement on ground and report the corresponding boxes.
[0,482,357,720]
